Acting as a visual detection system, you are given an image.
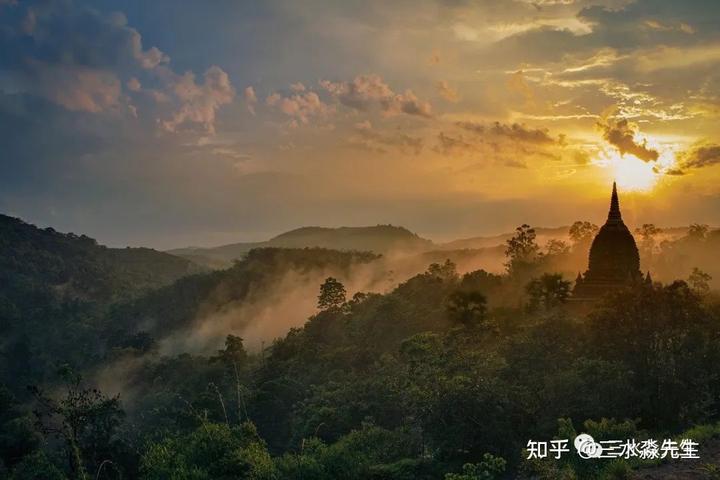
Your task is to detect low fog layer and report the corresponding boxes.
[154,223,717,357]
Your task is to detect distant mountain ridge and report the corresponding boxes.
[168,225,434,267]
[167,223,706,269]
[168,225,578,268]
[438,226,572,251]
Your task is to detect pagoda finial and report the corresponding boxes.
[608,181,622,223]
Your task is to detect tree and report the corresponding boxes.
[444,453,506,480]
[688,223,709,241]
[213,334,248,367]
[568,221,598,246]
[446,290,488,328]
[545,239,570,257]
[688,267,712,296]
[525,274,571,312]
[317,277,347,311]
[588,281,715,428]
[460,270,502,293]
[140,422,275,480]
[635,224,662,256]
[504,224,540,274]
[211,335,250,423]
[0,385,40,471]
[427,259,459,282]
[29,368,125,480]
[7,451,67,480]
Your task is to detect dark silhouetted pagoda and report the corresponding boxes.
[572,182,644,300]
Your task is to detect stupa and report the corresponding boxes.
[572,182,644,300]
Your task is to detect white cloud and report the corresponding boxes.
[265,90,333,125]
[320,74,432,118]
[159,66,235,134]
[244,86,258,115]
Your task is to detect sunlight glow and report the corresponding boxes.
[613,154,658,191]
[593,142,679,192]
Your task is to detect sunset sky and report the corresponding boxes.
[1,0,719,248]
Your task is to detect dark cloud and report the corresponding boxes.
[504,159,527,169]
[490,122,556,144]
[0,1,164,111]
[455,121,486,134]
[351,122,423,155]
[434,131,476,155]
[456,121,558,144]
[487,0,720,70]
[599,118,659,162]
[680,144,720,169]
[0,0,234,133]
[0,2,166,71]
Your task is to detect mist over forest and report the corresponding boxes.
[3,0,720,477]
[2,212,720,479]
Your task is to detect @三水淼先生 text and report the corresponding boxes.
[525,434,700,460]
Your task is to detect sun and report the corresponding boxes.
[592,150,658,191]
[612,154,658,191]
[593,148,678,192]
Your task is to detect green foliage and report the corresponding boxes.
[4,215,720,480]
[688,223,709,240]
[29,369,125,479]
[0,385,40,471]
[0,214,197,304]
[275,425,428,480]
[688,267,712,296]
[504,224,540,275]
[458,270,502,294]
[140,422,275,480]
[522,418,640,480]
[317,277,347,311]
[635,224,662,255]
[427,259,459,282]
[589,281,719,428]
[7,451,67,480]
[678,421,720,443]
[569,221,599,245]
[525,273,571,312]
[444,453,506,480]
[545,239,570,257]
[446,290,488,328]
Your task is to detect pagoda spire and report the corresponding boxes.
[607,181,622,223]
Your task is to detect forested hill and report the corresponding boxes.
[0,214,201,303]
[105,247,382,351]
[0,213,204,396]
[2,214,720,479]
[169,225,433,268]
[0,213,383,395]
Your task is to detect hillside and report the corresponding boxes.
[105,247,381,353]
[0,214,203,393]
[0,214,202,303]
[0,213,381,392]
[168,225,434,268]
[2,214,720,480]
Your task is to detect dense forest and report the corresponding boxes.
[1,214,719,479]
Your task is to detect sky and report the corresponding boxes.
[1,0,719,249]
